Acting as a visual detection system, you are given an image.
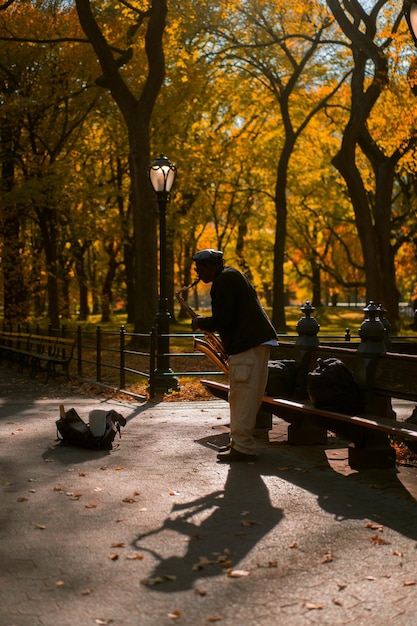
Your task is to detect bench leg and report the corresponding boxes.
[287,414,328,445]
[348,431,396,469]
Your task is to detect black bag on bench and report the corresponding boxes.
[307,357,364,415]
[56,405,126,449]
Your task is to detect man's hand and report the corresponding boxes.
[191,316,204,331]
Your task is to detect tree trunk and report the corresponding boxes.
[75,0,167,333]
[272,137,293,332]
[1,124,28,323]
[327,0,408,329]
[37,208,60,329]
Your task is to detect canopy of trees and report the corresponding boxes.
[1,0,416,332]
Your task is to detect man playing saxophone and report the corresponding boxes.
[191,249,278,463]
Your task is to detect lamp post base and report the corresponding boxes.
[151,306,179,395]
[152,370,179,396]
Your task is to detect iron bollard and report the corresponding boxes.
[296,301,320,348]
[349,301,395,469]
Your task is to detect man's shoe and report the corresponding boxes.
[217,448,257,463]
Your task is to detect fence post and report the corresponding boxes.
[119,325,125,390]
[149,326,156,399]
[96,326,101,383]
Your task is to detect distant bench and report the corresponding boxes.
[0,330,75,383]
[202,303,417,470]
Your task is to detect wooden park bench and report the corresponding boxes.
[0,330,75,382]
[202,301,417,470]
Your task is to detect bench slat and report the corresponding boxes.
[201,379,417,442]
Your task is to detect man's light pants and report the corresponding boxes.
[228,344,271,455]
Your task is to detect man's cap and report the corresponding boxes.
[193,249,223,264]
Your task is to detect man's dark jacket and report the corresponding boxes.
[197,266,277,356]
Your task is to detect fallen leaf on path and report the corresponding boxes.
[304,602,323,610]
[371,535,390,545]
[141,575,175,586]
[365,522,384,531]
[194,587,207,596]
[319,551,333,563]
[193,556,214,570]
[167,610,181,619]
[404,580,416,586]
[227,569,249,577]
[126,554,144,560]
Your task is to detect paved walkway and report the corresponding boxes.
[1,368,417,626]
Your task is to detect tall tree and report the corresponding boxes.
[75,0,167,332]
[184,0,348,330]
[326,0,417,327]
[0,0,100,327]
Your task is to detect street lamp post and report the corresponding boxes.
[149,154,179,394]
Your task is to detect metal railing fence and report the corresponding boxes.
[2,320,417,400]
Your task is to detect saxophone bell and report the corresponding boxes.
[175,278,228,373]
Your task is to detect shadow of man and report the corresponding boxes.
[133,463,283,592]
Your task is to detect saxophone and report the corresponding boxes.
[175,278,229,374]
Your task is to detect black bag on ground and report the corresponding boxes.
[307,357,364,415]
[56,405,126,449]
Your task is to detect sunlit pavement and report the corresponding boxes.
[1,368,417,626]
